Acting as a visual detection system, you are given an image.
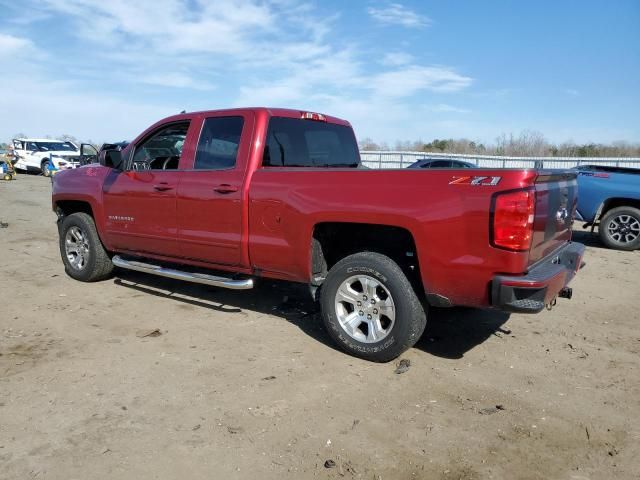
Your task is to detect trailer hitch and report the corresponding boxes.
[546,287,573,310]
[545,297,557,310]
[558,287,573,299]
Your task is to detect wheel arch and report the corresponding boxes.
[55,199,95,218]
[54,199,111,250]
[310,222,427,301]
[597,197,640,220]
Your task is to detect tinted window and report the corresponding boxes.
[452,161,473,168]
[34,141,77,152]
[263,117,360,168]
[132,122,189,170]
[194,117,244,170]
[429,160,451,168]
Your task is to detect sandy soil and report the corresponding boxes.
[1,175,639,480]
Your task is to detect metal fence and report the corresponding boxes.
[360,151,640,169]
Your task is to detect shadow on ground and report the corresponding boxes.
[113,270,333,348]
[571,228,605,249]
[415,307,510,359]
[114,270,509,360]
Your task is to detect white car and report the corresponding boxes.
[12,138,96,177]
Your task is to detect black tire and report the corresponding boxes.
[41,159,51,177]
[598,206,640,251]
[59,212,114,281]
[320,252,427,362]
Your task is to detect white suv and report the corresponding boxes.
[12,138,95,177]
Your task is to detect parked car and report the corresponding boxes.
[12,138,97,176]
[408,158,476,169]
[51,107,585,362]
[575,164,640,250]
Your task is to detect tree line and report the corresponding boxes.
[359,130,640,157]
[4,130,639,158]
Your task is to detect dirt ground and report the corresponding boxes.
[1,175,639,480]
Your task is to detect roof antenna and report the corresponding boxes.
[180,110,186,114]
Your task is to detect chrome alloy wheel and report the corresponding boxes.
[607,214,640,244]
[334,275,396,343]
[65,226,90,270]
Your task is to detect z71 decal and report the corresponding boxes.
[449,176,502,186]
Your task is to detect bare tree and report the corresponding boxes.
[358,137,380,150]
[58,134,80,144]
[359,130,640,157]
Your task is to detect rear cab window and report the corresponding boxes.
[262,117,360,168]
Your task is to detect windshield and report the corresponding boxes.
[29,141,77,152]
[263,117,360,168]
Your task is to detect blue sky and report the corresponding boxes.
[0,0,638,145]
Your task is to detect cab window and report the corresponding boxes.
[131,122,190,170]
[194,117,244,170]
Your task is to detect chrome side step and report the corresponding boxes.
[112,255,254,290]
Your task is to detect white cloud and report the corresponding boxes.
[429,104,470,113]
[138,73,216,90]
[565,88,580,96]
[39,0,275,56]
[2,1,476,143]
[368,3,431,28]
[0,74,179,142]
[0,33,37,57]
[370,66,473,97]
[381,51,414,66]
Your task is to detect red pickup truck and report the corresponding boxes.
[52,107,585,362]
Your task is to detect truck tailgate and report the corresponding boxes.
[529,171,578,265]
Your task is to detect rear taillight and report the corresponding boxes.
[491,189,535,251]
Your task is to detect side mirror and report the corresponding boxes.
[99,149,123,170]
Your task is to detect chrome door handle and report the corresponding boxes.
[153,183,173,191]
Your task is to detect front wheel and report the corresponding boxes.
[320,252,427,362]
[59,212,114,281]
[599,206,640,251]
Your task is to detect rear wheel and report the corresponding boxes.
[41,159,51,177]
[599,206,640,251]
[59,212,114,281]
[320,252,427,362]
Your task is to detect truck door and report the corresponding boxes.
[12,140,26,169]
[176,112,254,267]
[102,121,195,258]
[13,139,36,171]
